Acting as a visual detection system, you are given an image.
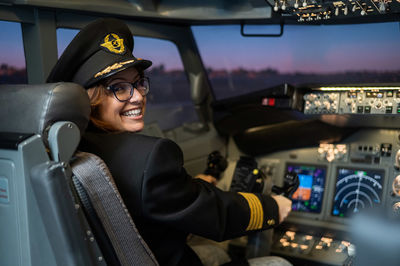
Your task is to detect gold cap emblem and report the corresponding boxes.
[100,33,125,54]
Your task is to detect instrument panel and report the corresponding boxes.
[264,0,400,23]
[256,128,400,265]
[332,167,384,218]
[287,164,326,213]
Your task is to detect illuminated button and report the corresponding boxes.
[386,106,393,114]
[291,243,299,248]
[285,231,296,239]
[300,245,308,250]
[387,91,394,97]
[364,106,371,113]
[282,242,290,247]
[305,235,313,241]
[321,242,330,249]
[268,98,276,106]
[341,241,351,247]
[315,245,323,250]
[321,237,332,242]
[252,169,259,175]
[357,106,363,113]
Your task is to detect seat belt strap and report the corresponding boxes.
[71,175,121,266]
[71,151,159,266]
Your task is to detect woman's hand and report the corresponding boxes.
[271,195,292,223]
[194,174,217,185]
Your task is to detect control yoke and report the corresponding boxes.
[204,153,299,199]
[204,150,228,180]
[272,172,300,198]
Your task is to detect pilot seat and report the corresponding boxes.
[0,82,158,266]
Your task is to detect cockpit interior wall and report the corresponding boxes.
[1,1,400,266]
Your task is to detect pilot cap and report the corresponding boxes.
[47,18,152,88]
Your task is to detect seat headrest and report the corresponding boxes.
[0,83,90,144]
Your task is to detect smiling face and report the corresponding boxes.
[88,67,146,132]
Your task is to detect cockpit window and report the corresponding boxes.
[57,28,196,131]
[0,21,27,84]
[192,22,400,100]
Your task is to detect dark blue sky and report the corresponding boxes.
[193,23,400,73]
[1,20,400,73]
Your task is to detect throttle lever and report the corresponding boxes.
[272,172,300,198]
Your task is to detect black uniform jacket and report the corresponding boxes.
[79,128,279,266]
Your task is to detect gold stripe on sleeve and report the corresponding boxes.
[238,192,264,231]
[246,193,261,230]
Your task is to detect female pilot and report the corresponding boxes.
[47,18,292,266]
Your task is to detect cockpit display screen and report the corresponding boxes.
[286,164,326,213]
[332,168,384,218]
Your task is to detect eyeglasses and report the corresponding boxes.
[106,77,150,102]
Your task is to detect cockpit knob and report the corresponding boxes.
[308,94,317,101]
[392,175,400,196]
[394,150,400,170]
[274,1,279,12]
[328,94,337,101]
[379,2,386,13]
[344,6,348,15]
[345,98,353,105]
[323,102,331,110]
[392,202,400,213]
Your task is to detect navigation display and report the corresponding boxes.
[286,164,326,213]
[332,168,384,218]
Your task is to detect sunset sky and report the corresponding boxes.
[1,20,400,73]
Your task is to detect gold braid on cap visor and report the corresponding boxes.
[93,59,138,78]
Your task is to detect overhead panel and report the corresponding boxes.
[264,0,400,22]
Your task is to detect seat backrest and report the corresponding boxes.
[0,83,102,266]
[0,82,159,266]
